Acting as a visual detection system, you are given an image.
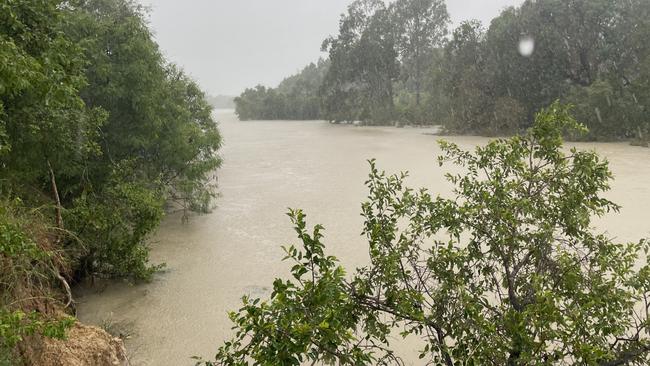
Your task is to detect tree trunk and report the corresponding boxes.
[47,160,74,310]
[47,160,63,230]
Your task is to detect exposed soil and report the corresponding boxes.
[20,322,129,366]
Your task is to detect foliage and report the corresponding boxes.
[234,60,328,121]
[60,0,222,280]
[391,0,449,112]
[205,104,650,365]
[66,0,223,212]
[0,0,222,360]
[0,0,104,185]
[0,200,75,364]
[235,0,650,138]
[201,209,380,365]
[64,174,165,280]
[0,0,222,357]
[440,20,492,133]
[320,0,399,125]
[442,0,650,137]
[236,0,404,124]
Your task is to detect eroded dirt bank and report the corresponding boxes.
[20,322,129,366]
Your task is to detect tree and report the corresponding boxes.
[204,104,650,365]
[60,0,222,279]
[563,0,650,140]
[441,20,494,133]
[434,0,650,138]
[234,60,329,121]
[321,0,399,125]
[392,0,449,107]
[0,0,104,192]
[1,0,222,360]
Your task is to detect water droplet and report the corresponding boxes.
[518,36,535,57]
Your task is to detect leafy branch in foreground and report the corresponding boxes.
[202,103,650,365]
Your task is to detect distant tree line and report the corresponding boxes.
[235,0,650,141]
[235,59,329,121]
[1,0,221,360]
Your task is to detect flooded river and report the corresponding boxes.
[76,110,650,365]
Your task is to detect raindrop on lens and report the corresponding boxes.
[518,36,535,57]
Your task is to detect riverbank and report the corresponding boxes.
[0,204,131,366]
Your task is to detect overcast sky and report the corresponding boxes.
[139,0,524,96]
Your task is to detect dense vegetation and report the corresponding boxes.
[0,0,221,361]
[234,0,650,141]
[205,104,650,365]
[235,59,328,121]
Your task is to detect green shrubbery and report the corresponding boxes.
[0,0,222,360]
[0,200,75,363]
[1,0,222,279]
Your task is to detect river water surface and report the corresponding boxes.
[76,110,650,365]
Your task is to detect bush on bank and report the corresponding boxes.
[0,0,222,362]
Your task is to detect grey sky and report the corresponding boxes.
[140,0,524,96]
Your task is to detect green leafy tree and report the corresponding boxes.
[0,0,104,192]
[563,0,650,140]
[60,0,222,279]
[0,3,98,361]
[391,0,449,108]
[441,20,494,133]
[204,104,650,365]
[0,0,223,359]
[438,0,650,138]
[321,0,399,125]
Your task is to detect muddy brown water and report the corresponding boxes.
[75,110,650,365]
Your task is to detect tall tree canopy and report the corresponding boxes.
[442,0,650,138]
[392,0,449,107]
[320,0,399,124]
[234,0,650,141]
[2,0,222,360]
[1,0,222,288]
[0,0,104,186]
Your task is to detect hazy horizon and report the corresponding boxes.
[139,0,524,96]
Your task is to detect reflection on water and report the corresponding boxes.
[75,111,650,365]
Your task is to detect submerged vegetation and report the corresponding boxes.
[235,0,650,141]
[0,0,221,362]
[205,104,650,365]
